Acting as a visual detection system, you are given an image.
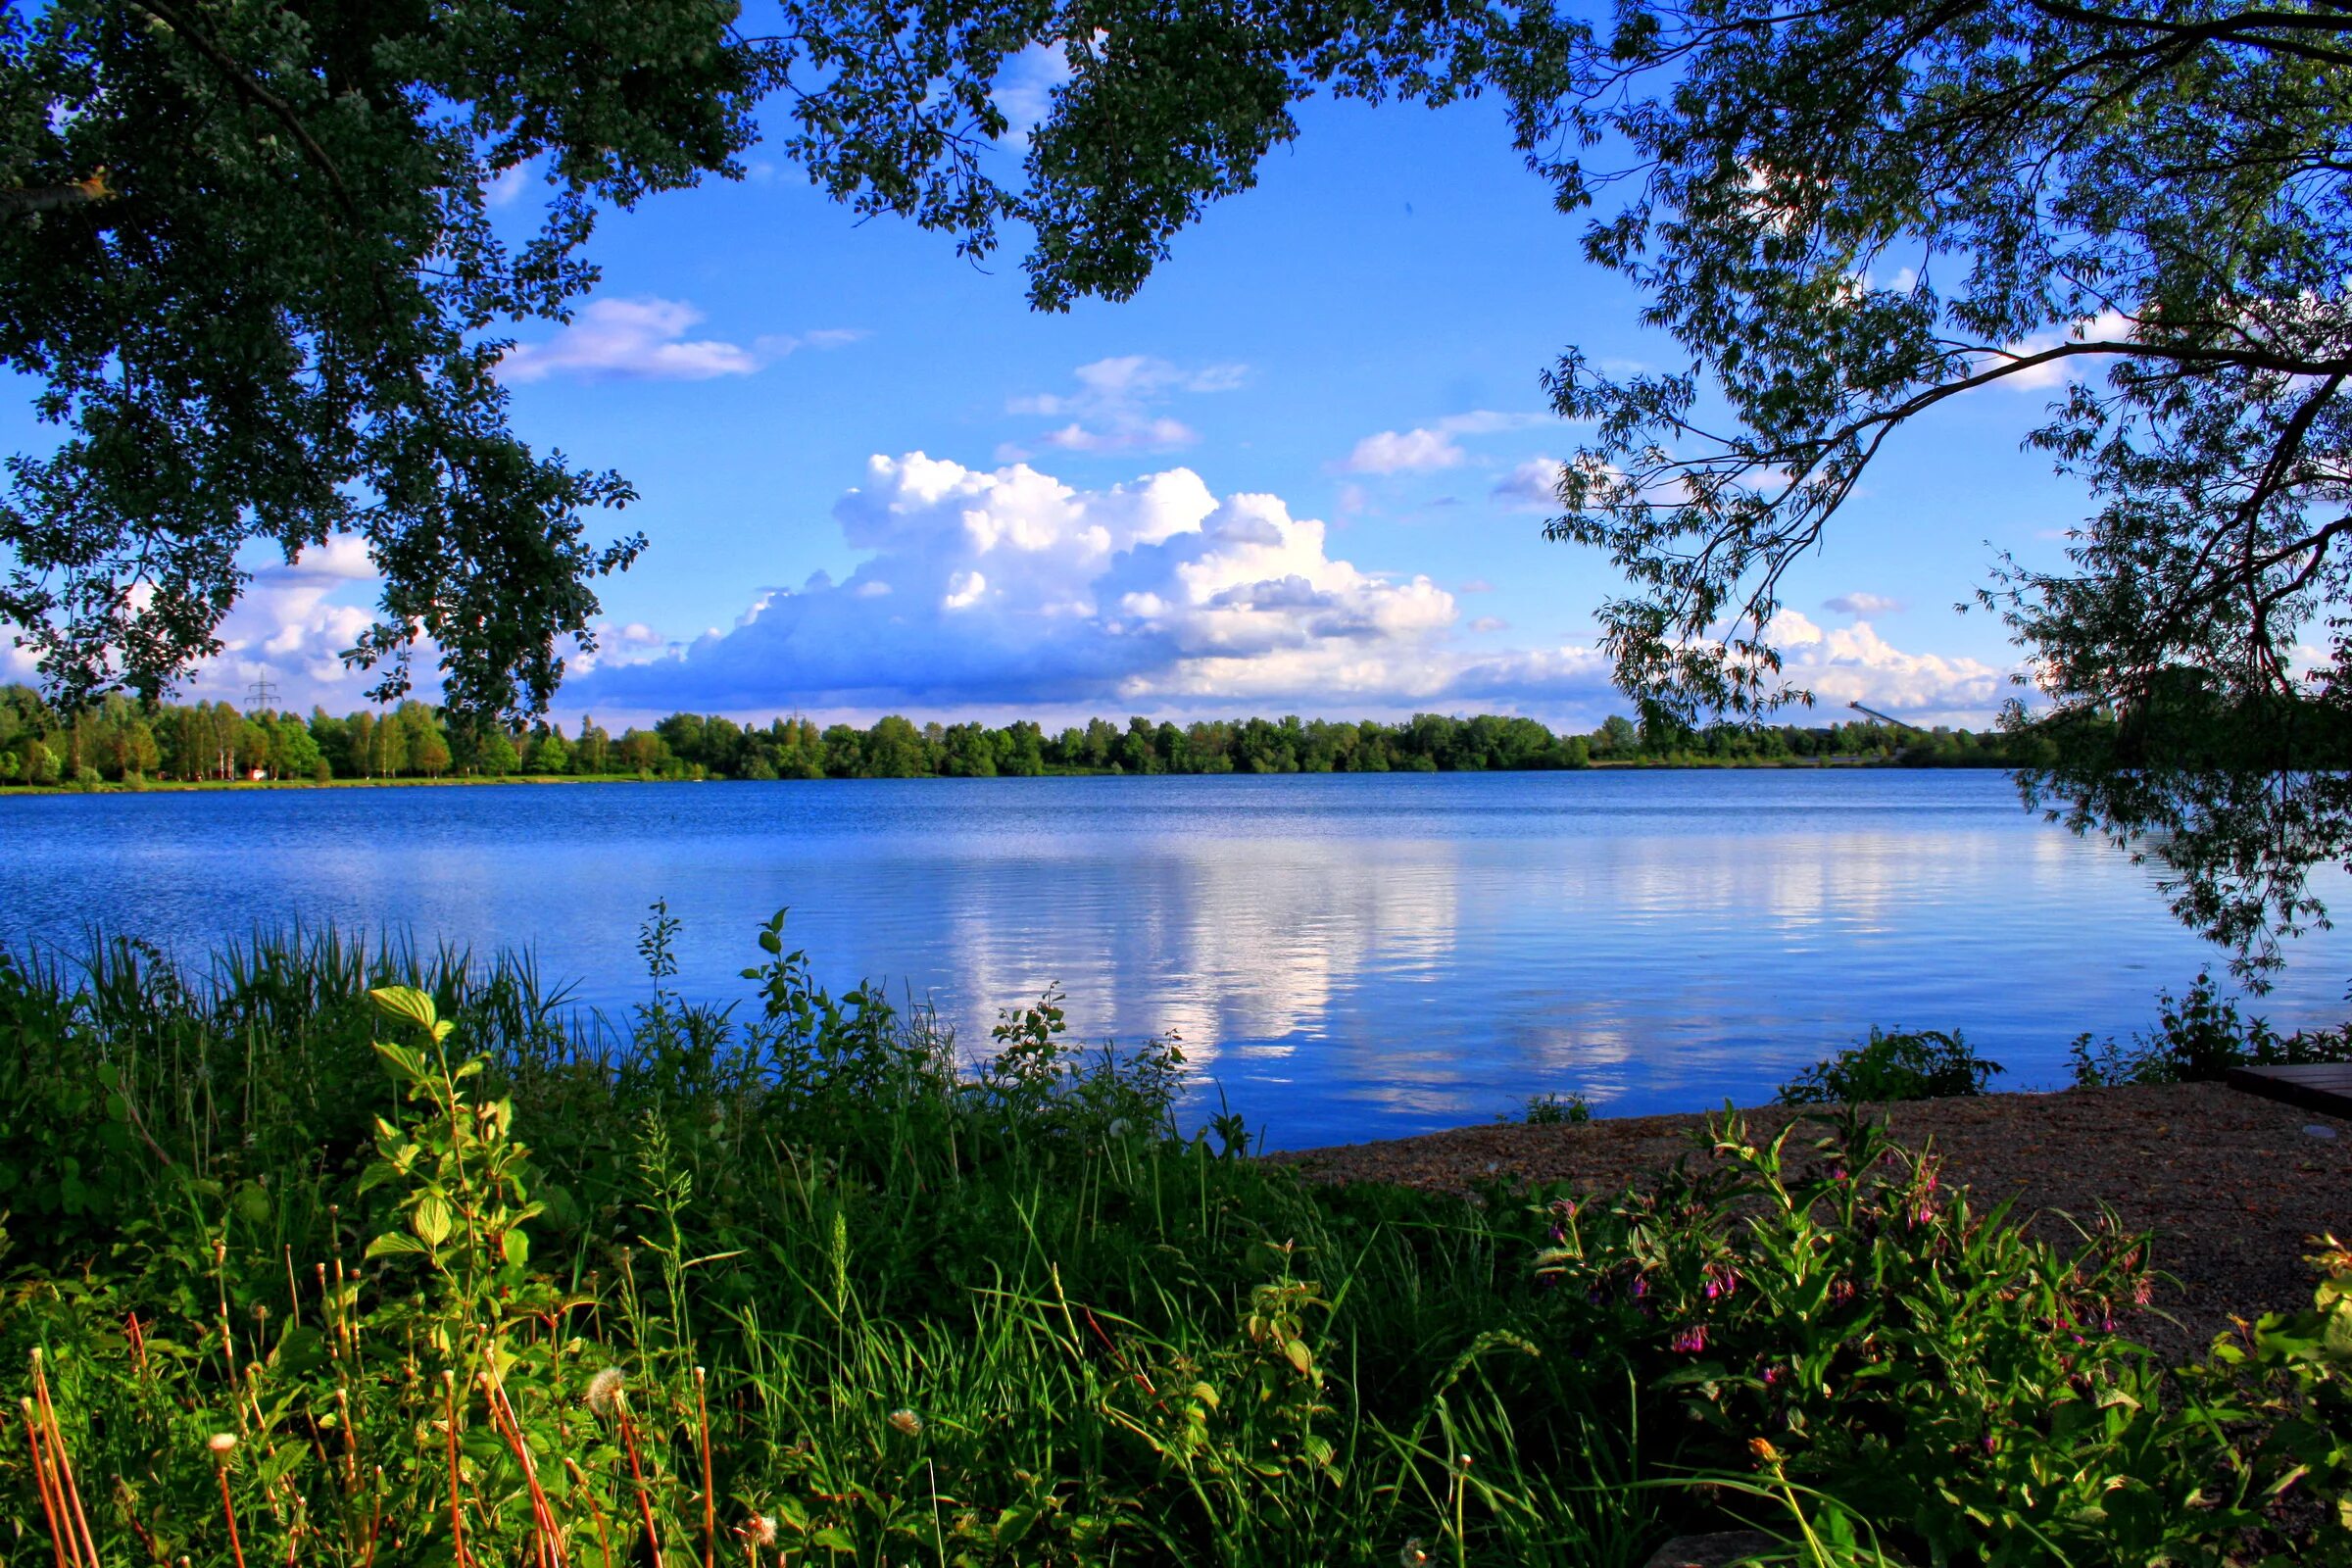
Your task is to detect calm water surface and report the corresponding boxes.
[7,770,2347,1148]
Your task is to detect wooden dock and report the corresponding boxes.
[2226,1063,2352,1121]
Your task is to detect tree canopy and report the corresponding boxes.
[0,0,767,714]
[6,0,2349,968]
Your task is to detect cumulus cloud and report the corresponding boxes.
[566,453,1460,711]
[552,454,2020,726]
[168,536,385,708]
[1767,610,2007,715]
[498,298,858,384]
[999,356,1246,460]
[1337,428,1464,474]
[1491,457,1566,511]
[1823,591,1906,616]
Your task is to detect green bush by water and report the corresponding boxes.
[1,915,2347,1565]
[1774,1027,2001,1104]
[2070,968,2352,1087]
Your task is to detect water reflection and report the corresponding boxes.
[3,771,2344,1148]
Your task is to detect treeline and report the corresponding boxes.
[0,684,2041,785]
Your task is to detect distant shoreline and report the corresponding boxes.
[0,755,2006,797]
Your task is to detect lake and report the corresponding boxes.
[6,769,2347,1149]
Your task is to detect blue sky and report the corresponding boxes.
[10,78,2102,731]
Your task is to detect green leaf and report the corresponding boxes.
[413,1192,454,1249]
[369,986,439,1035]
[365,1232,429,1258]
[500,1229,529,1267]
[372,1040,426,1082]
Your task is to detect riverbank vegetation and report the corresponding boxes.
[3,918,2347,1564]
[0,684,2037,788]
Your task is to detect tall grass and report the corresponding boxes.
[2,910,2346,1565]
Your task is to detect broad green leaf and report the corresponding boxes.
[413,1191,454,1249]
[369,986,439,1034]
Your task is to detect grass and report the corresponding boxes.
[2,912,2347,1565]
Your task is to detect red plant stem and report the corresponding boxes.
[218,1465,249,1568]
[617,1410,662,1568]
[32,1359,99,1568]
[443,1377,471,1568]
[694,1370,715,1568]
[483,1376,564,1568]
[563,1457,616,1568]
[24,1406,71,1568]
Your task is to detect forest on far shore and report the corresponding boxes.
[0,684,2034,786]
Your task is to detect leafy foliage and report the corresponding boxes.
[1775,1026,2001,1105]
[2070,967,2352,1087]
[3,918,2350,1563]
[0,0,766,714]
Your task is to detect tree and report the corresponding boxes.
[271,713,320,780]
[1489,3,2348,975]
[476,727,520,777]
[0,0,766,717]
[527,728,572,776]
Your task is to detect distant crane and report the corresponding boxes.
[1847,701,1925,735]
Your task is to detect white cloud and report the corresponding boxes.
[1823,591,1906,616]
[1491,457,1566,511]
[1984,308,2135,390]
[566,453,1460,711]
[994,40,1075,142]
[1337,428,1464,474]
[1767,610,2006,715]
[557,454,2020,727]
[999,355,1245,460]
[172,536,386,709]
[499,298,765,384]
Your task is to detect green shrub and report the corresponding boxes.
[1774,1026,1999,1103]
[1508,1091,1593,1125]
[2071,967,2352,1085]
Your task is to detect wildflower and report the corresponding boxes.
[1454,1452,1473,1471]
[1761,1364,1782,1387]
[1399,1540,1431,1566]
[1670,1325,1708,1354]
[207,1432,237,1457]
[887,1407,922,1438]
[746,1514,778,1547]
[584,1367,626,1416]
[1748,1437,1781,1466]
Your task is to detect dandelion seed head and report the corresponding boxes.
[747,1514,778,1546]
[207,1432,237,1456]
[887,1407,922,1437]
[585,1366,626,1415]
